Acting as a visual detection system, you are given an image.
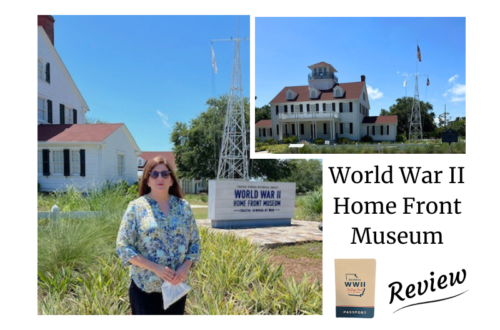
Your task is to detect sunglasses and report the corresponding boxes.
[149,170,171,179]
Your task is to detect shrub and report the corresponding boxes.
[396,134,407,143]
[200,193,208,203]
[302,187,323,217]
[265,138,277,145]
[360,135,373,143]
[314,139,324,145]
[283,136,299,144]
[336,137,351,145]
[267,145,291,154]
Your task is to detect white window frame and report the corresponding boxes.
[71,150,80,175]
[52,150,63,175]
[38,150,42,174]
[65,107,72,124]
[287,91,292,100]
[118,154,125,177]
[311,90,316,98]
[335,89,340,97]
[38,59,44,80]
[38,97,46,122]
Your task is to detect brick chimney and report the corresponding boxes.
[38,15,55,45]
[361,75,365,82]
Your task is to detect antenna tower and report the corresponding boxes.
[212,30,249,180]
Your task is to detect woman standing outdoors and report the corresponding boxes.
[116,156,201,315]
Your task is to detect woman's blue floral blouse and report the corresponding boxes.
[116,195,201,293]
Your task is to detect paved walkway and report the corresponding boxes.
[196,219,322,247]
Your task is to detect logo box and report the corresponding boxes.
[335,259,376,318]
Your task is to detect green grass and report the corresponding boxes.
[268,242,322,259]
[191,208,208,219]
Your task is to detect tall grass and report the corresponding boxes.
[292,142,466,154]
[38,210,322,315]
[300,187,322,219]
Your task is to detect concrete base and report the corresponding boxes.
[211,218,291,229]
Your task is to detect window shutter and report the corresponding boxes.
[301,124,304,135]
[63,149,70,176]
[45,63,51,83]
[340,124,344,134]
[350,123,353,134]
[323,123,327,134]
[275,106,278,115]
[323,103,326,112]
[259,128,261,137]
[73,109,77,124]
[333,103,336,112]
[316,104,319,111]
[277,125,279,136]
[284,105,287,113]
[42,149,50,176]
[60,104,65,124]
[80,149,86,176]
[292,124,295,135]
[367,126,369,136]
[380,126,383,135]
[291,104,294,113]
[300,104,303,112]
[372,126,375,135]
[339,103,343,112]
[387,125,389,135]
[349,102,353,112]
[269,128,272,137]
[47,100,53,124]
[307,104,310,112]
[263,128,266,137]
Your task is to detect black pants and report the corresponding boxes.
[129,280,187,315]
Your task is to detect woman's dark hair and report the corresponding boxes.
[139,156,183,198]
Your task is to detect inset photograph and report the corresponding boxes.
[255,17,465,154]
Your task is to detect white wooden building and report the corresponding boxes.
[37,16,140,191]
[263,62,398,142]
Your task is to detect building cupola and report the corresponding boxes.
[308,62,338,90]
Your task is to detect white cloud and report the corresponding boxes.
[367,85,383,100]
[448,75,459,84]
[451,96,466,102]
[396,71,400,74]
[448,83,466,95]
[157,110,172,130]
[443,79,466,102]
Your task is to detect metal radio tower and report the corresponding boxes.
[409,41,423,140]
[409,75,423,140]
[212,34,249,180]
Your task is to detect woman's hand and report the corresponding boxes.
[152,264,176,283]
[171,260,192,285]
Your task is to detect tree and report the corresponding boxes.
[85,117,109,124]
[281,159,322,194]
[381,97,436,138]
[171,95,293,180]
[255,104,271,123]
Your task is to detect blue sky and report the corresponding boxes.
[52,15,250,151]
[255,17,466,121]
